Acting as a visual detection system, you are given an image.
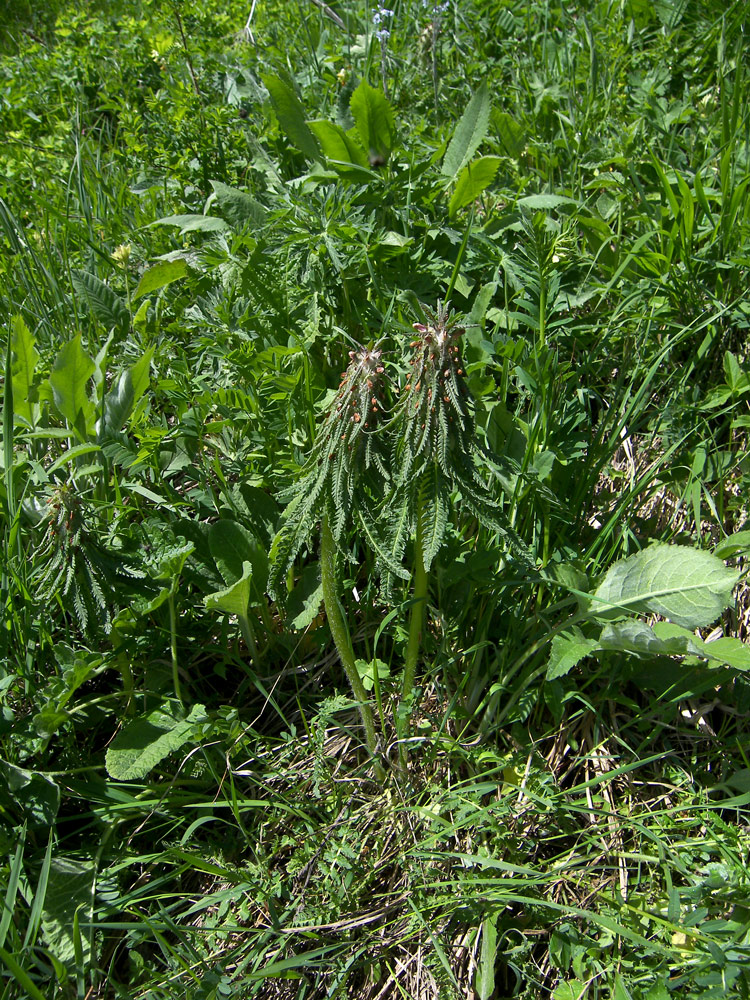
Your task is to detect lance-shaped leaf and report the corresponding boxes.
[442,81,490,178]
[133,260,188,301]
[48,335,95,429]
[209,180,267,228]
[263,73,321,161]
[448,156,501,217]
[10,315,39,425]
[71,270,129,334]
[350,80,394,163]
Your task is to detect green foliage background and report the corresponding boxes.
[1,0,750,997]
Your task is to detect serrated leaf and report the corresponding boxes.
[547,628,599,680]
[10,315,39,424]
[71,270,129,334]
[286,562,323,630]
[449,156,501,217]
[105,703,207,781]
[493,110,526,158]
[350,80,394,163]
[588,544,738,628]
[150,214,229,233]
[41,858,94,967]
[518,194,579,210]
[204,561,254,617]
[419,465,449,571]
[307,119,370,173]
[210,180,267,228]
[442,82,490,178]
[133,259,188,300]
[48,335,95,428]
[263,73,321,161]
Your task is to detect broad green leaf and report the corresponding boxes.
[150,214,229,234]
[10,315,39,425]
[105,703,207,781]
[0,760,60,827]
[552,980,588,1000]
[442,82,490,178]
[448,156,501,217]
[307,119,370,174]
[587,544,738,628]
[598,620,700,657]
[492,110,526,158]
[133,259,187,300]
[350,80,394,163]
[210,180,267,228]
[48,335,95,428]
[476,915,498,1000]
[41,858,94,968]
[71,270,129,334]
[263,73,321,161]
[204,561,253,617]
[133,585,172,615]
[518,194,579,210]
[208,519,268,603]
[355,658,390,692]
[547,628,599,680]
[98,348,152,440]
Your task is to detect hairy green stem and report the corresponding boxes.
[400,502,429,741]
[320,514,382,778]
[168,592,182,707]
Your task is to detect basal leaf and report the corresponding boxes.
[98,349,152,441]
[350,80,394,163]
[105,703,207,781]
[448,156,501,217]
[492,110,526,158]
[547,628,599,680]
[41,858,94,968]
[442,81,490,178]
[133,259,188,301]
[48,335,95,429]
[71,270,129,334]
[263,73,321,161]
[10,315,39,425]
[307,119,370,175]
[588,544,738,628]
[150,214,229,234]
[210,180,267,228]
[208,519,268,602]
[204,562,254,618]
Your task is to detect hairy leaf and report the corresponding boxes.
[105,703,207,781]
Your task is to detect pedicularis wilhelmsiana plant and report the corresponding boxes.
[269,303,528,773]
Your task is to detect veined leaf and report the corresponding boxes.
[492,110,526,158]
[71,270,129,334]
[48,335,95,429]
[133,259,188,301]
[448,156,501,217]
[150,214,229,234]
[208,519,268,603]
[209,180,267,228]
[98,348,153,441]
[263,73,321,162]
[350,80,394,163]
[204,561,254,617]
[10,315,39,425]
[547,628,599,680]
[442,81,490,178]
[105,703,207,781]
[587,544,738,628]
[308,119,370,174]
